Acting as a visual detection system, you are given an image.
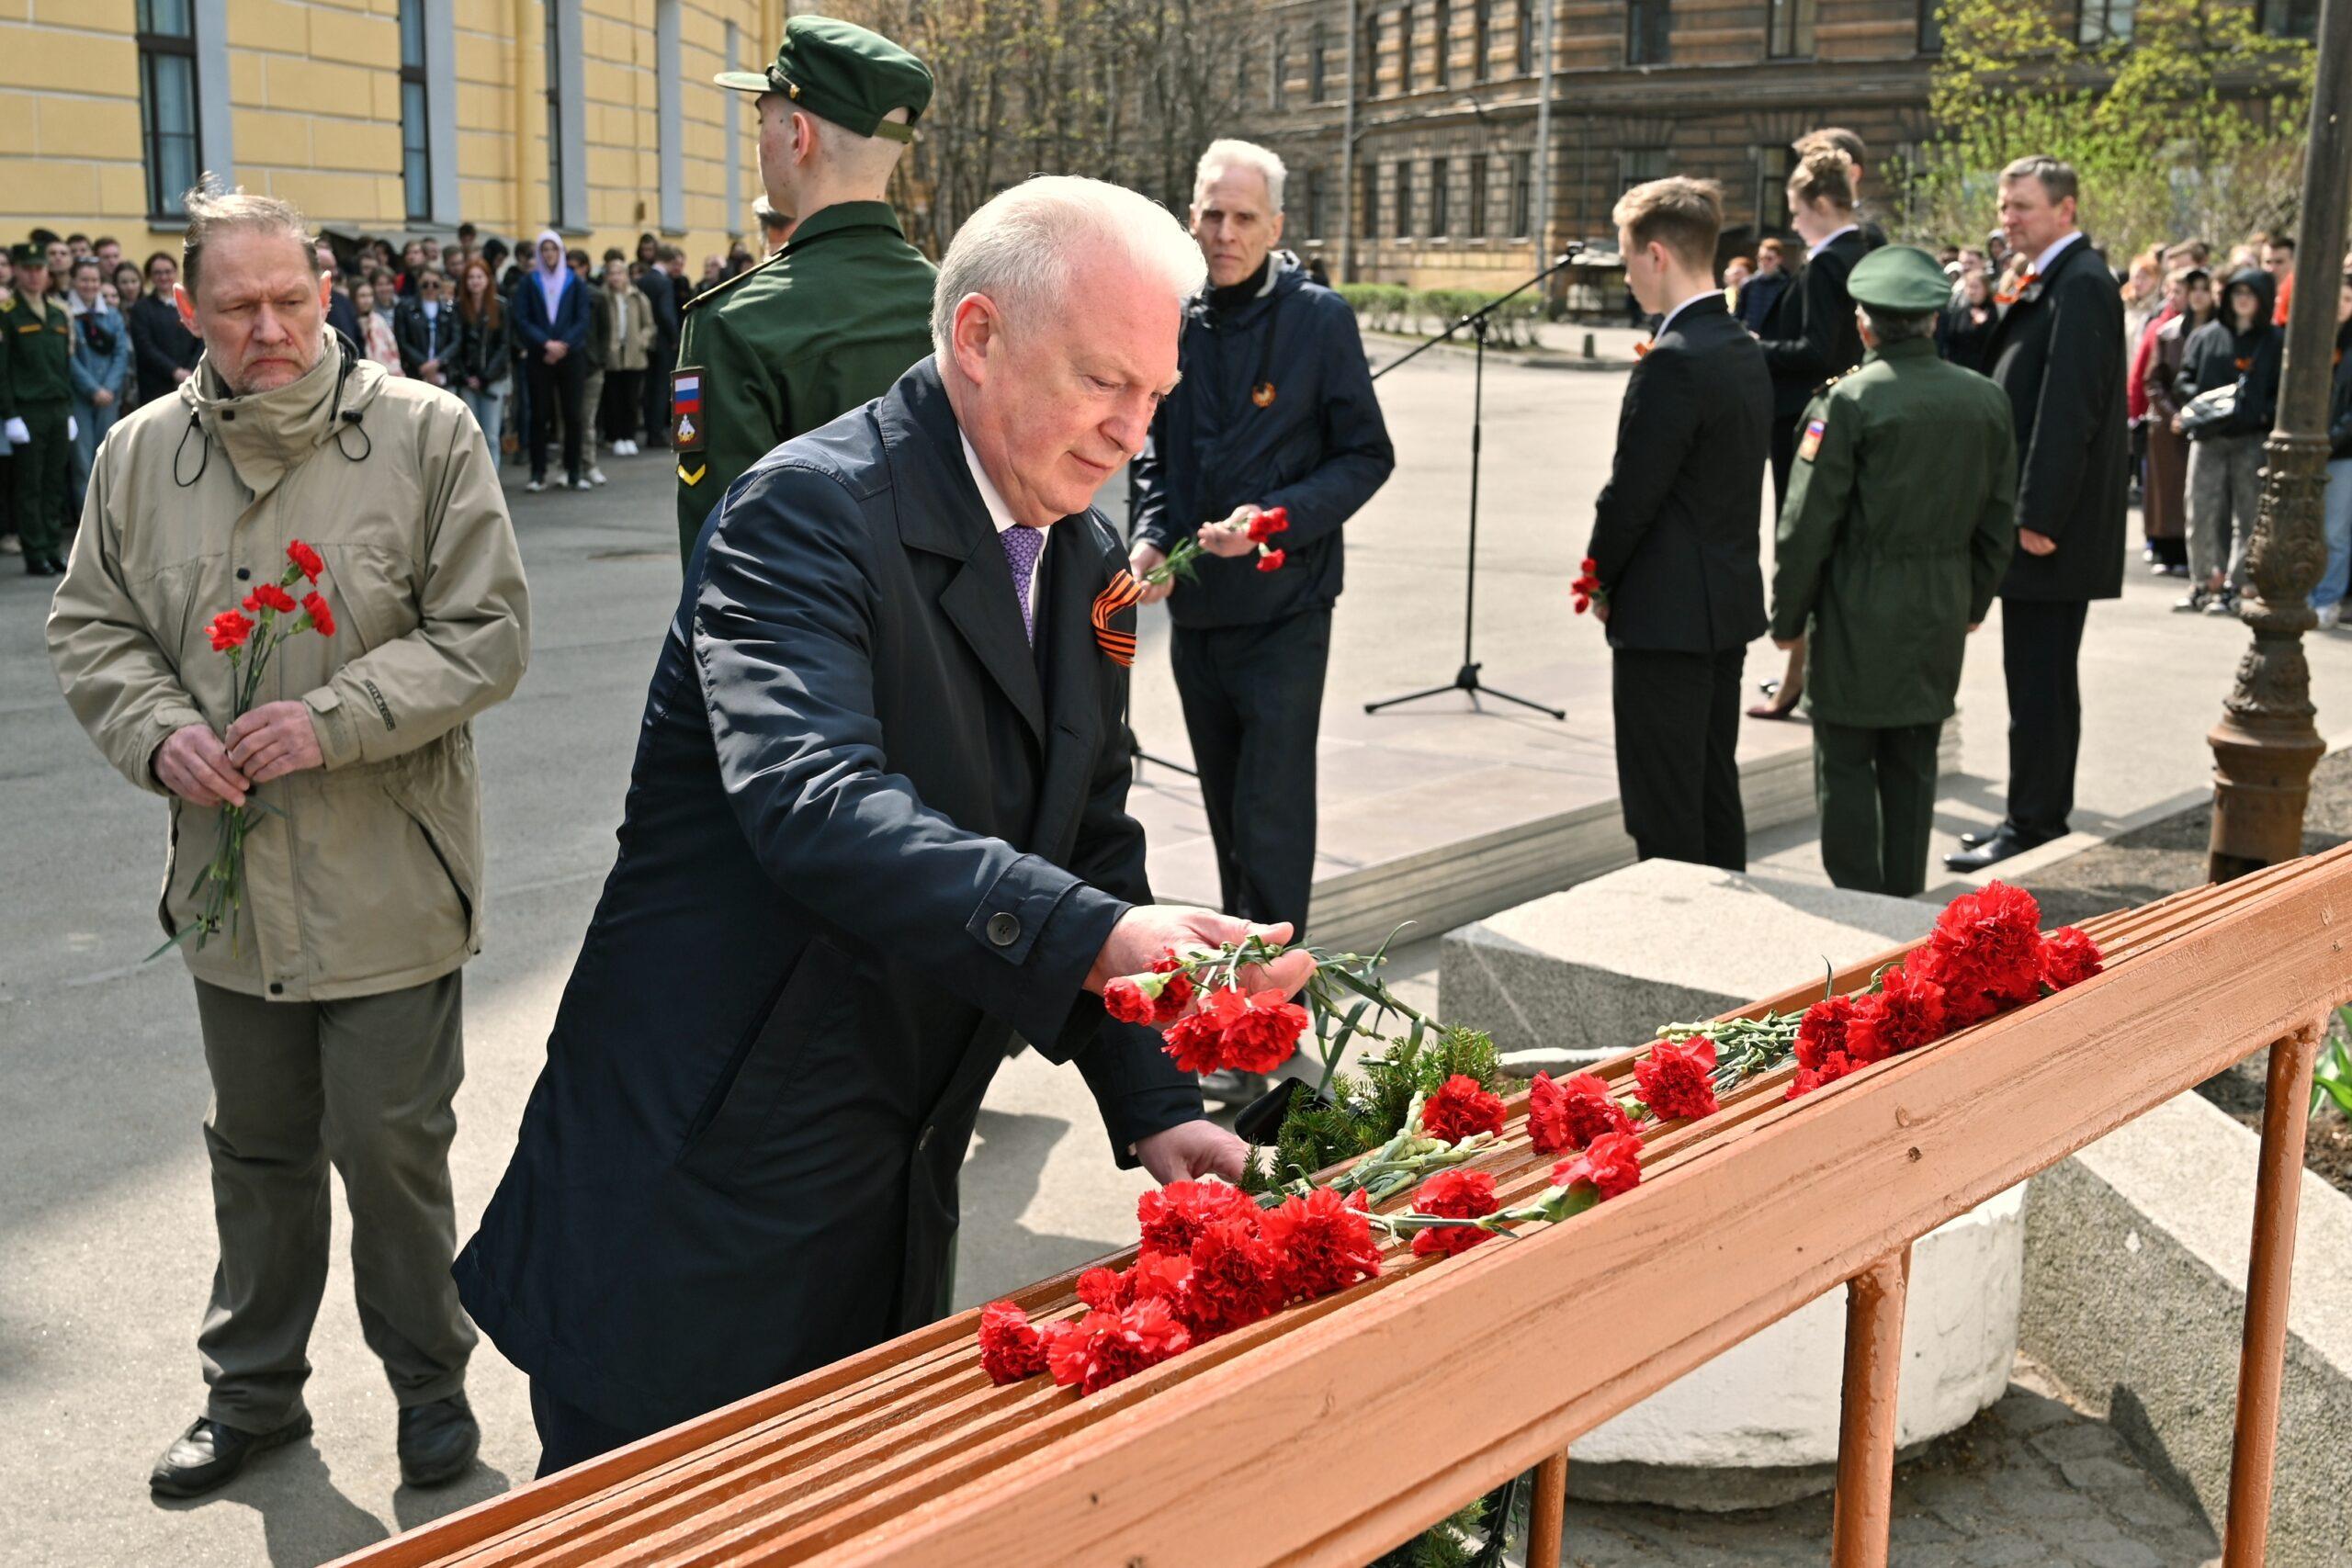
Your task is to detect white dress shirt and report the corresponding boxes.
[2030,231,2084,277]
[961,433,1045,623]
[1808,224,1859,260]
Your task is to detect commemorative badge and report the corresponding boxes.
[671,367,706,455]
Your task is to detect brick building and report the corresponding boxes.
[1251,0,1944,292]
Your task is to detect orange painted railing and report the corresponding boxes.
[337,845,2348,1567]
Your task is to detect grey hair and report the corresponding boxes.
[180,176,313,292]
[932,175,1208,355]
[1193,139,1287,215]
[1857,303,1939,344]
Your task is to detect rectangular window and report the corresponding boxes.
[1430,157,1450,236]
[1469,152,1489,236]
[1270,30,1284,108]
[1310,22,1328,100]
[1765,0,1815,55]
[1400,1,1416,91]
[1754,143,1798,233]
[1365,10,1383,96]
[1395,162,1413,239]
[1435,0,1451,85]
[135,0,200,220]
[399,0,430,222]
[1918,0,1944,51]
[2076,0,2135,43]
[1305,167,1323,239]
[1619,147,1669,193]
[1475,0,1491,78]
[1627,0,1671,63]
[1509,149,1531,236]
[1363,162,1380,239]
[1516,0,1536,73]
[2257,0,2316,34]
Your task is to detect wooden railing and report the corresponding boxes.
[339,844,2350,1568]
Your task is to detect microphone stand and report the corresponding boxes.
[1363,247,1583,720]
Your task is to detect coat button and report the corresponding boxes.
[267,982,284,996]
[986,911,1020,947]
[235,567,250,581]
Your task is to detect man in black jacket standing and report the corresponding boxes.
[1130,140,1394,970]
[1587,177,1772,870]
[1946,156,2128,872]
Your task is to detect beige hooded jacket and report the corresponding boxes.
[48,337,530,1000]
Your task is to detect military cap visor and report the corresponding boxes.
[715,15,930,145]
[1848,245,1956,315]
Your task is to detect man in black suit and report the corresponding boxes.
[1945,155,2127,872]
[455,176,1314,1474]
[1587,177,1773,870]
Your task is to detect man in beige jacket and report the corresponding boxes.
[47,185,530,1500]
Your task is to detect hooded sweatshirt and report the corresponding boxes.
[533,228,571,326]
[2177,265,2282,439]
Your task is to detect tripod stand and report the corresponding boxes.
[1363,249,1583,720]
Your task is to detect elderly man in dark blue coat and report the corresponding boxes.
[456,176,1313,1475]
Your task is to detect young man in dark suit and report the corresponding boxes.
[1586,177,1773,870]
[1945,155,2128,872]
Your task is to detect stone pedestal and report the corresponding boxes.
[1438,860,2026,1506]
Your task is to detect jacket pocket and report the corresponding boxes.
[677,940,854,1190]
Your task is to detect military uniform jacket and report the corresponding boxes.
[0,290,74,415]
[1770,338,2018,728]
[671,199,936,561]
[457,359,1201,1436]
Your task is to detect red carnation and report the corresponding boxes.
[301,591,335,638]
[286,538,324,582]
[1846,964,1946,1062]
[1148,952,1195,1022]
[1552,1128,1644,1201]
[1420,1073,1506,1144]
[1410,1168,1499,1258]
[1104,977,1155,1025]
[2040,926,2103,990]
[1925,880,2045,1020]
[208,610,255,653]
[1044,1299,1192,1394]
[242,581,299,615]
[1179,1218,1287,1338]
[1247,508,1290,543]
[1136,1179,1258,1260]
[1160,1010,1226,1074]
[1580,557,1599,574]
[1795,995,1859,1071]
[1260,1186,1381,1301]
[1257,549,1285,573]
[977,1299,1050,1384]
[1079,1253,1189,1313]
[1634,1035,1720,1122]
[1529,1070,1637,1153]
[1164,987,1304,1076]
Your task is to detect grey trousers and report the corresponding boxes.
[192,973,475,1431]
[2186,433,2263,590]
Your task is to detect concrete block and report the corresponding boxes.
[2019,1087,2352,1566]
[1439,858,1938,1072]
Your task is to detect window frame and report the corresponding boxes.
[1395,160,1414,240]
[1516,0,1536,75]
[399,0,432,223]
[1764,0,1815,57]
[1469,151,1490,237]
[134,0,200,221]
[1627,0,1671,65]
[2075,0,2136,45]
[1509,148,1532,238]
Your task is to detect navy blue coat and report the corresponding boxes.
[511,268,589,355]
[1132,254,1395,627]
[455,359,1202,1435]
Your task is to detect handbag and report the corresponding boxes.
[2177,380,2241,436]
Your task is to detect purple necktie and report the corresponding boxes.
[1001,525,1045,645]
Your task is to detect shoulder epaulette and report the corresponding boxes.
[680,250,786,315]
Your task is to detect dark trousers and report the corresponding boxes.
[527,352,586,481]
[1814,720,1943,897]
[190,974,474,1432]
[600,368,643,444]
[644,334,675,446]
[2000,598,2090,842]
[1612,646,1747,871]
[531,1378,653,1477]
[11,400,71,558]
[1769,412,1800,513]
[1169,607,1330,938]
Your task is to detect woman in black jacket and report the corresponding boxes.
[126,251,199,405]
[2173,265,2282,615]
[454,254,512,460]
[2311,273,2352,626]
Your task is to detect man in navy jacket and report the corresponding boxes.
[457,178,1307,1475]
[1130,141,1393,1022]
[511,228,590,491]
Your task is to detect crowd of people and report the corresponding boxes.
[0,218,792,569]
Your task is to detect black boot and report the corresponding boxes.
[149,1412,312,1498]
[397,1393,481,1487]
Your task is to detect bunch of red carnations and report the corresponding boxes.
[1137,505,1292,588]
[1785,881,2101,1099]
[978,1176,1383,1394]
[1570,557,1608,615]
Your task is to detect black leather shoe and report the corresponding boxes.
[150,1412,312,1498]
[44,555,68,574]
[23,556,57,578]
[398,1393,481,1488]
[1943,826,2045,873]
[1956,828,1996,850]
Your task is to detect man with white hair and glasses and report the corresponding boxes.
[1130,140,1393,1107]
[458,175,1317,1474]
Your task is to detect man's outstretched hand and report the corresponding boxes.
[1087,905,1317,1001]
[1136,1118,1250,1184]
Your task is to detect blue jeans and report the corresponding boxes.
[69,396,119,516]
[2316,458,2352,611]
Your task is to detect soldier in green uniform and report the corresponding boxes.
[2,243,76,576]
[1770,246,2019,897]
[674,16,938,566]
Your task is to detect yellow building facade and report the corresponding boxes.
[0,0,784,265]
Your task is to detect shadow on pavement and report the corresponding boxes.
[152,1438,388,1566]
[953,1108,1125,1309]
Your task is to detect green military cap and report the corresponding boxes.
[1848,245,1955,315]
[714,15,931,145]
[9,243,48,269]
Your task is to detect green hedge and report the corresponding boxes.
[1335,283,1544,347]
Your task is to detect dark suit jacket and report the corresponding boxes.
[1758,229,1871,420]
[1586,296,1773,653]
[391,295,458,383]
[1983,233,2127,603]
[455,359,1202,1435]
